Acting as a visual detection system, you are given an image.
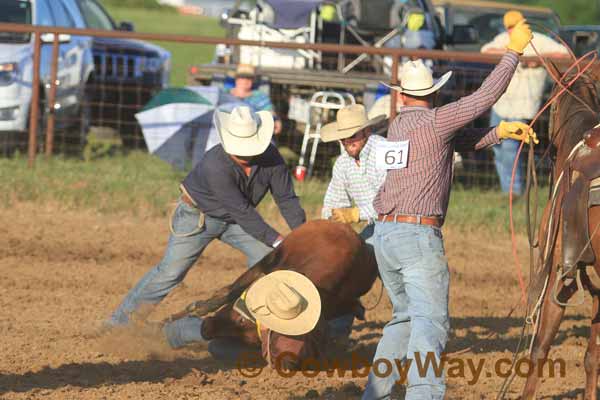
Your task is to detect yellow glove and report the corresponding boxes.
[331,207,360,224]
[497,121,539,144]
[407,12,425,32]
[507,19,533,55]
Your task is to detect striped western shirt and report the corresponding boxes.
[322,135,387,222]
[373,52,519,219]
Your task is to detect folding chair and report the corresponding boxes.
[295,91,355,179]
[335,0,430,73]
[230,0,323,69]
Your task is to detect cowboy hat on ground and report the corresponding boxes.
[237,270,322,336]
[382,59,453,97]
[214,106,274,157]
[320,104,386,143]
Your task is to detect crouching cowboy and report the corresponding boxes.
[320,103,387,338]
[107,106,306,333]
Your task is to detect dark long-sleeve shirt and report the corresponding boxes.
[373,51,519,218]
[182,144,306,246]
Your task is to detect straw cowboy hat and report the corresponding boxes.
[382,59,452,97]
[320,104,386,143]
[214,106,274,157]
[240,270,322,336]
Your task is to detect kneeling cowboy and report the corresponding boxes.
[107,106,306,331]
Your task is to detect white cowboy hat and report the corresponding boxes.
[214,106,274,157]
[382,59,452,97]
[320,104,386,143]
[242,270,321,336]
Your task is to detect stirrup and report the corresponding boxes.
[552,267,585,307]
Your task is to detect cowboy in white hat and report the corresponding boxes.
[107,106,306,347]
[321,104,387,230]
[362,21,539,400]
[319,103,387,340]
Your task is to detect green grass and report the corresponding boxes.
[101,4,225,86]
[0,154,548,233]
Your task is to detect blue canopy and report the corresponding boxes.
[264,0,324,29]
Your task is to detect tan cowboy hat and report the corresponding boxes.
[243,270,321,336]
[320,104,386,143]
[382,59,452,97]
[234,63,256,78]
[214,106,274,157]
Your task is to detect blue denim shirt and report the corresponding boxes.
[182,144,306,246]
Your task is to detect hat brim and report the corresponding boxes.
[245,270,321,336]
[320,114,387,143]
[381,71,453,97]
[214,110,274,157]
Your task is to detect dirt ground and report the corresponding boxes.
[0,203,593,399]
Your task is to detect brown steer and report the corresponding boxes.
[168,220,379,366]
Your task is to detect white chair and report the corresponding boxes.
[296,91,356,178]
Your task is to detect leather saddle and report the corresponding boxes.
[562,127,600,278]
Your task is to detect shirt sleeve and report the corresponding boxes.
[204,168,281,246]
[434,51,519,140]
[269,163,307,230]
[454,127,500,152]
[322,158,352,219]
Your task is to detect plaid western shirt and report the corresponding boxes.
[322,135,387,222]
[373,52,519,219]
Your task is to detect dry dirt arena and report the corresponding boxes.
[0,203,593,399]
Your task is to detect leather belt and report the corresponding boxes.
[377,214,443,228]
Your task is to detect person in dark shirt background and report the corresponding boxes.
[106,106,306,346]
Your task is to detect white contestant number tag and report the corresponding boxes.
[376,140,409,170]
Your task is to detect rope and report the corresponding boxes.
[498,25,598,399]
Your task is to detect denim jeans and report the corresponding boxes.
[108,199,273,326]
[490,110,525,195]
[362,222,449,400]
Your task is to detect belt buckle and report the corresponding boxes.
[416,215,421,225]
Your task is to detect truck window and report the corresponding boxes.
[452,7,559,47]
[50,1,76,28]
[0,0,31,42]
[36,0,55,26]
[76,0,115,30]
[59,0,87,29]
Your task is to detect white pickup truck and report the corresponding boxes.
[0,0,95,154]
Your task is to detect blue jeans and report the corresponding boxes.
[362,222,449,400]
[490,110,525,195]
[109,199,273,326]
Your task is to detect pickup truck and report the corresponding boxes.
[0,0,94,155]
[0,0,171,155]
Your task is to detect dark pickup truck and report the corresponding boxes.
[74,0,171,148]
